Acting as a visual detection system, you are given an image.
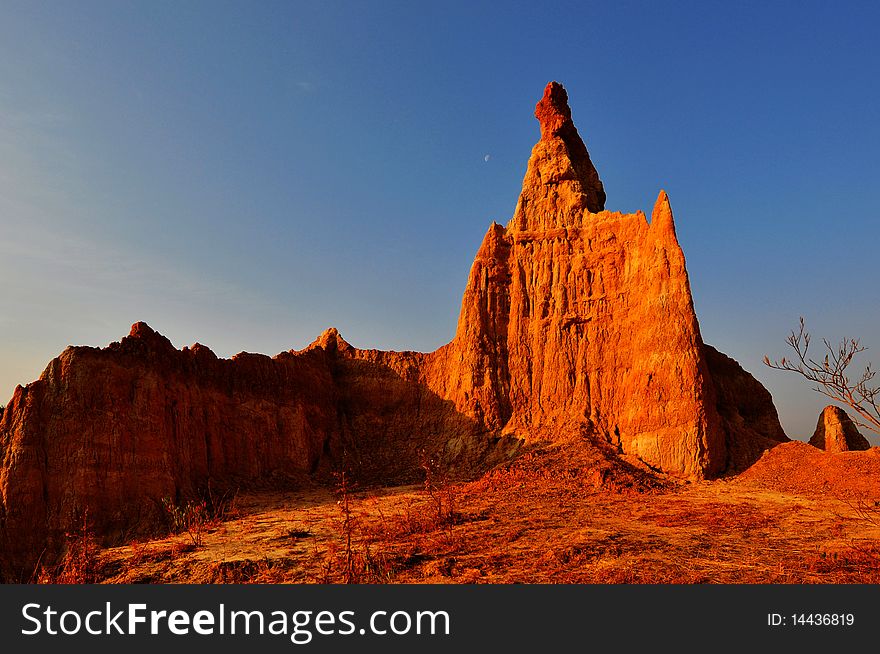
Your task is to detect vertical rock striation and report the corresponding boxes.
[441,82,786,478]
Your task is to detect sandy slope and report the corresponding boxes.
[89,440,880,584]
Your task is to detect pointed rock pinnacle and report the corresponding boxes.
[651,189,677,238]
[511,82,606,230]
[535,81,575,139]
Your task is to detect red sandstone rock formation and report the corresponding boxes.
[808,405,870,452]
[434,83,786,478]
[0,324,515,579]
[0,81,787,579]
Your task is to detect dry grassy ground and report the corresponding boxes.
[74,438,880,585]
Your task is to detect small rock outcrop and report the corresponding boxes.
[809,405,870,452]
[0,81,788,579]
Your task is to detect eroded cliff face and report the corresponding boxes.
[0,324,517,578]
[0,324,335,577]
[0,81,786,578]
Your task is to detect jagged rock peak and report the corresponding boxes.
[186,342,218,360]
[123,321,175,352]
[535,81,575,139]
[129,321,156,338]
[809,405,870,452]
[650,189,677,237]
[534,82,605,212]
[309,327,352,354]
[511,81,606,231]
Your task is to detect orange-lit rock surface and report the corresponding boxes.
[808,405,870,452]
[0,81,787,578]
[433,82,786,479]
[0,324,516,579]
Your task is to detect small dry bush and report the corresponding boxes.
[35,510,101,584]
[847,496,880,527]
[366,453,464,542]
[161,498,210,547]
[161,484,238,548]
[314,471,395,584]
[832,495,880,580]
[420,452,462,529]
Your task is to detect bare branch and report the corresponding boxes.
[765,317,880,435]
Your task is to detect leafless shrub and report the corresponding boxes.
[315,471,394,584]
[201,481,240,521]
[420,450,461,530]
[161,498,210,547]
[36,510,100,584]
[160,484,238,548]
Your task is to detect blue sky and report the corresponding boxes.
[1,1,878,441]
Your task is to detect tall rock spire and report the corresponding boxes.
[650,190,676,236]
[512,81,605,231]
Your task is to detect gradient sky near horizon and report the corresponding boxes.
[1,1,878,442]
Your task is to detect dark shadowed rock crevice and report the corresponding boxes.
[702,344,789,474]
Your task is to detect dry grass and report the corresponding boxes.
[85,441,880,584]
[34,510,101,584]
